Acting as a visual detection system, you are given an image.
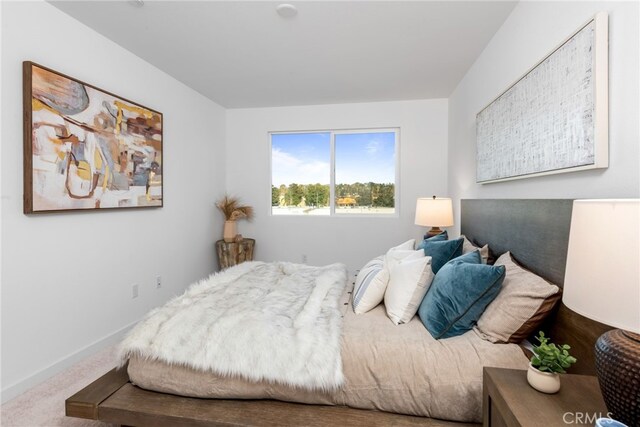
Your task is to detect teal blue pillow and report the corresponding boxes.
[416,231,448,250]
[418,250,506,339]
[430,230,448,240]
[421,237,463,273]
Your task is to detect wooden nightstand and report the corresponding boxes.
[483,368,610,427]
[216,238,255,270]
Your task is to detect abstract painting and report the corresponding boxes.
[476,13,608,184]
[23,62,163,213]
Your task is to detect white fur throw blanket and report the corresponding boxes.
[118,261,348,390]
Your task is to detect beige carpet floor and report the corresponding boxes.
[1,345,117,427]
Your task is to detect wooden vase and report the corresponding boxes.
[223,220,237,243]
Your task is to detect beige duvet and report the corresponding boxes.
[128,284,529,423]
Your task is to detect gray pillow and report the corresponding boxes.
[474,252,561,343]
[461,235,490,264]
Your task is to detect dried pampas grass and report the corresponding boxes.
[216,195,254,221]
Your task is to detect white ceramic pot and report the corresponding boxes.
[527,363,561,394]
[223,220,237,243]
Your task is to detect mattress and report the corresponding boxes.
[128,283,530,423]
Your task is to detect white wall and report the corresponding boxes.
[226,100,448,274]
[7,0,637,404]
[448,1,640,234]
[1,0,226,400]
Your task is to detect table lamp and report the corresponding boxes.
[562,199,640,427]
[415,196,454,238]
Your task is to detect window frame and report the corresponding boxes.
[269,127,400,218]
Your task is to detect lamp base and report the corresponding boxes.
[425,227,443,239]
[595,329,640,426]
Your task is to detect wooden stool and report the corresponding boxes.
[216,238,255,270]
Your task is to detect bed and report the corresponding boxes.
[66,199,611,426]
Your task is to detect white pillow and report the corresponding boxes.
[352,256,386,314]
[386,248,425,266]
[390,239,415,251]
[384,255,434,325]
[352,240,416,314]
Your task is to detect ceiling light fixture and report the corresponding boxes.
[276,4,298,19]
[128,0,144,7]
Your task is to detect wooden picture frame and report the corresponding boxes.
[23,61,163,213]
[476,12,608,184]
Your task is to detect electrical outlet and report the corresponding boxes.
[302,254,308,264]
[156,276,162,289]
[132,283,139,299]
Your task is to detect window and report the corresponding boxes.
[271,129,398,216]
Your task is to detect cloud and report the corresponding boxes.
[272,148,329,186]
[272,148,300,169]
[366,140,381,156]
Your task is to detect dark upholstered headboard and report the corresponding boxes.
[460,199,611,375]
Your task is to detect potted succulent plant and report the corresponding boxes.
[216,195,254,242]
[527,331,577,394]
[527,331,577,393]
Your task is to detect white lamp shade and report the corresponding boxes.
[415,197,454,227]
[563,199,640,333]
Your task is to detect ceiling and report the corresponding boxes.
[50,1,517,108]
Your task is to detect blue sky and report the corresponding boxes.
[271,132,395,186]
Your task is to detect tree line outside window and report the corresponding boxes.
[271,182,395,208]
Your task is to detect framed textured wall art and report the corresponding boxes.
[476,12,608,184]
[23,62,163,213]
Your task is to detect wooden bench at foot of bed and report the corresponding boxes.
[65,365,479,427]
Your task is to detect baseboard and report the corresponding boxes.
[1,320,137,404]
